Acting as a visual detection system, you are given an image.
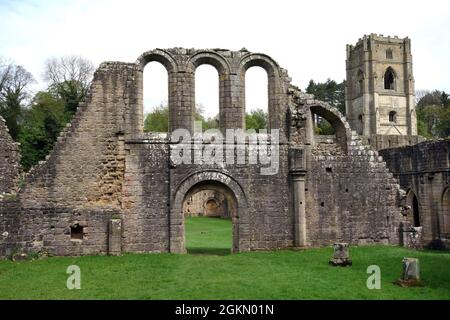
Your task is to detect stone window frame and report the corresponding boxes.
[389,111,397,123]
[383,67,396,91]
[386,48,393,59]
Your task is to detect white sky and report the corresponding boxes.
[1,0,449,118]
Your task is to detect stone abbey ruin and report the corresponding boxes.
[0,34,449,257]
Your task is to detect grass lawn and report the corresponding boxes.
[0,216,449,299]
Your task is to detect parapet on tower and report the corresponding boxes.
[345,34,419,148]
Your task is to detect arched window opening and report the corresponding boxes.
[143,61,169,132]
[384,67,395,90]
[195,64,219,131]
[442,188,450,236]
[407,190,421,227]
[389,111,397,123]
[245,66,268,132]
[358,114,363,122]
[412,195,420,227]
[309,105,348,153]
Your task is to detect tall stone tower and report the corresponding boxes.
[345,34,417,142]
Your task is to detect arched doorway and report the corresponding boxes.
[407,190,421,227]
[183,182,235,254]
[171,171,247,254]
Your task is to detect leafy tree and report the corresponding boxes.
[44,55,94,115]
[306,79,345,115]
[314,118,335,135]
[144,103,220,132]
[245,108,267,131]
[0,62,35,140]
[194,104,219,130]
[436,104,450,138]
[18,92,67,170]
[201,116,220,130]
[144,104,169,132]
[416,90,450,138]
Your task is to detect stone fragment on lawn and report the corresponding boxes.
[329,242,352,266]
[395,257,424,287]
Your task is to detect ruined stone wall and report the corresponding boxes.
[290,92,403,247]
[0,62,138,257]
[121,138,291,253]
[171,146,291,252]
[0,199,120,257]
[0,47,407,257]
[379,140,450,248]
[305,138,401,246]
[0,117,20,194]
[19,62,138,209]
[121,140,170,253]
[361,134,425,151]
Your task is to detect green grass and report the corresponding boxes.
[0,217,449,299]
[186,216,232,255]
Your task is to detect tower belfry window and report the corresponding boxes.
[384,68,395,90]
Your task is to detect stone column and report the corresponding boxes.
[169,71,195,134]
[290,147,307,247]
[220,73,244,131]
[292,172,307,247]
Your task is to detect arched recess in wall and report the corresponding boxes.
[442,187,450,237]
[406,189,421,227]
[137,50,177,133]
[240,54,279,131]
[195,64,219,130]
[245,66,268,132]
[309,103,349,153]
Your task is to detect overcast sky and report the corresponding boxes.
[1,0,449,118]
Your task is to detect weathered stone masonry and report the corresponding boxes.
[0,47,412,257]
[380,140,450,249]
[0,117,20,195]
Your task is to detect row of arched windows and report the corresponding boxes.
[406,188,450,236]
[143,62,269,132]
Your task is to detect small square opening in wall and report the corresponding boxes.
[70,224,83,240]
[326,167,332,173]
[320,202,325,207]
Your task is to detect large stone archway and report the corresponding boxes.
[170,170,247,253]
